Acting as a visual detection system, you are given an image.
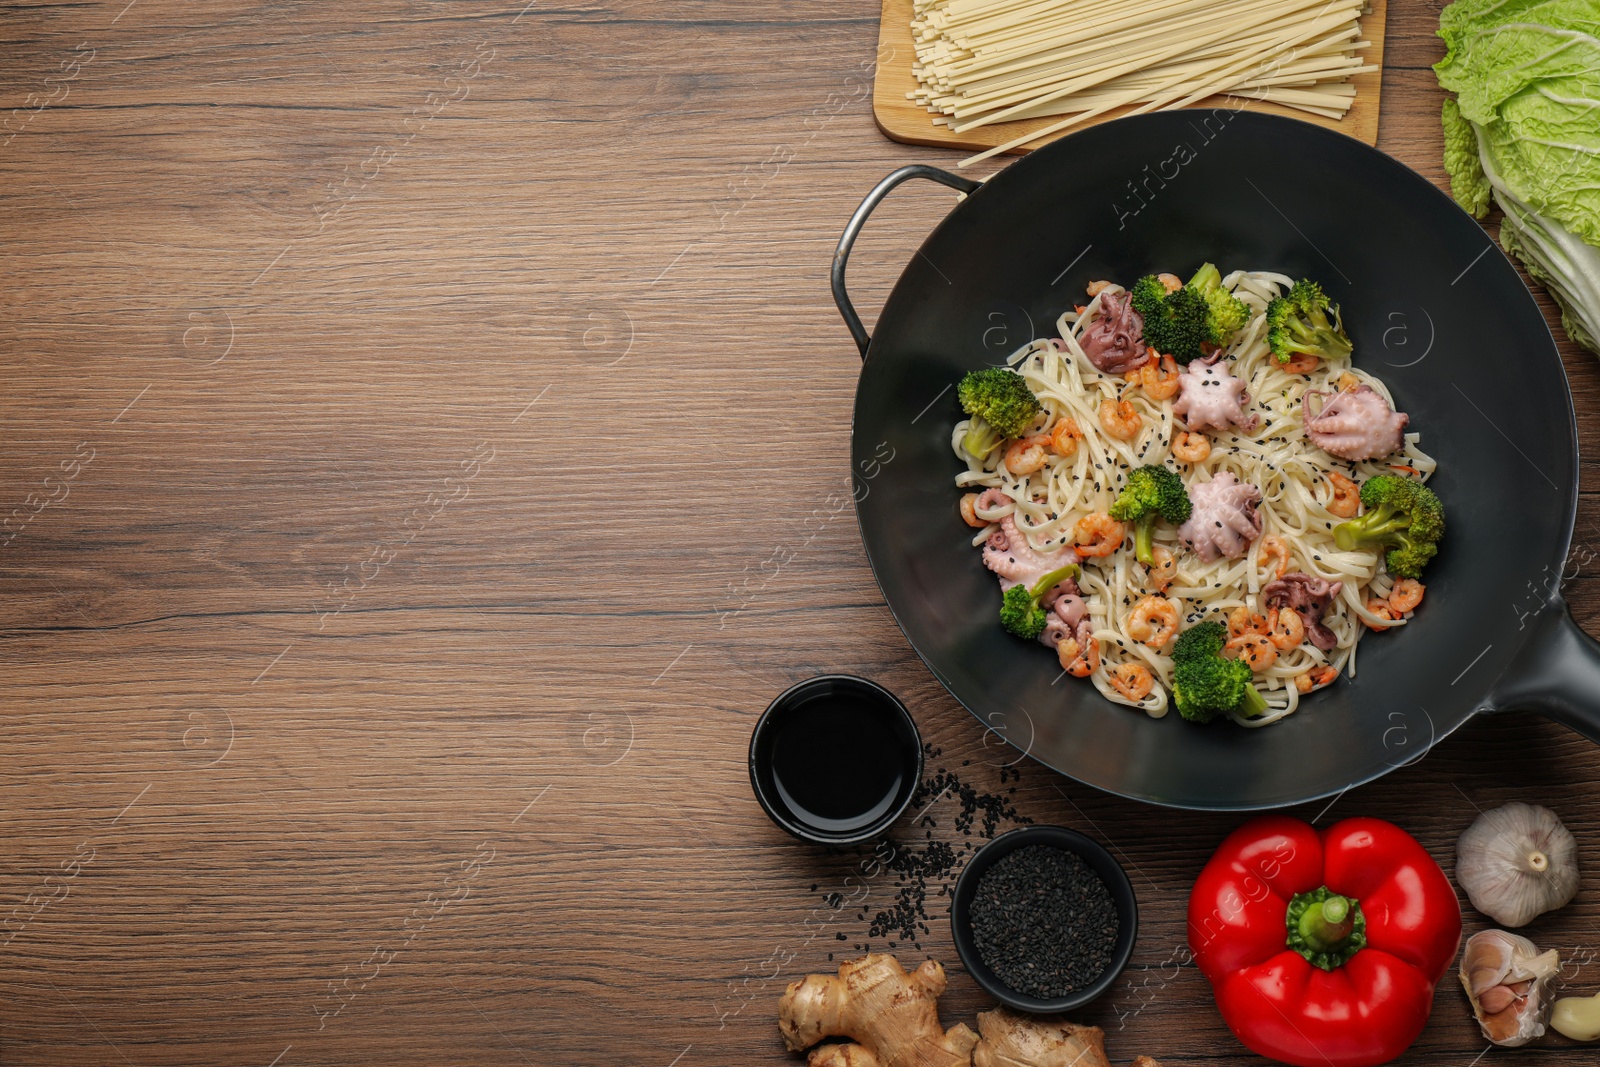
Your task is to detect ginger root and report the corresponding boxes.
[779,954,1160,1067]
[973,1008,1108,1067]
[779,954,977,1067]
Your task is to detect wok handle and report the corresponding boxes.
[1490,599,1600,743]
[833,165,983,359]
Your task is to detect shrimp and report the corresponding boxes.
[1086,279,1112,298]
[1004,435,1051,476]
[1257,535,1291,581]
[1136,353,1181,401]
[1099,398,1142,441]
[1325,471,1360,518]
[1225,633,1278,671]
[1050,417,1083,457]
[1058,634,1100,677]
[1389,578,1425,614]
[1074,513,1125,557]
[1228,606,1267,638]
[1141,544,1176,593]
[1295,666,1338,693]
[1126,596,1179,649]
[1109,663,1154,702]
[1363,598,1398,630]
[959,493,988,529]
[1172,431,1211,464]
[1281,352,1320,374]
[1266,608,1304,650]
[1157,273,1182,293]
[1336,372,1361,392]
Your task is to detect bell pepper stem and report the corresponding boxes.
[1286,886,1367,970]
[1298,894,1354,951]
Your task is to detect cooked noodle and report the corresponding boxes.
[952,270,1435,725]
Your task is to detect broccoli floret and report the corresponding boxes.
[1332,475,1445,579]
[1129,275,1211,364]
[1171,621,1270,723]
[1265,279,1352,364]
[999,585,1047,640]
[1108,465,1192,565]
[1186,262,1251,346]
[1132,273,1171,310]
[998,563,1080,640]
[958,368,1041,459]
[1129,274,1171,314]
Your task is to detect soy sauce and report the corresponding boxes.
[768,690,912,834]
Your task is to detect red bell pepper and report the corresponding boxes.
[1188,815,1461,1067]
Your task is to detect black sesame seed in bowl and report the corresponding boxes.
[970,845,1118,998]
[950,825,1138,1013]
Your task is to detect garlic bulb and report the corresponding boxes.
[1459,929,1560,1046]
[1455,802,1579,927]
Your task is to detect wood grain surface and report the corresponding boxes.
[1,2,1597,1065]
[872,0,1385,154]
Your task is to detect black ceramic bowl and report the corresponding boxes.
[748,675,923,846]
[951,825,1138,1013]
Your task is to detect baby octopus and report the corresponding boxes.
[979,489,1080,594]
[1302,384,1408,461]
[1039,593,1091,647]
[1040,595,1099,677]
[1079,289,1150,375]
[1263,571,1344,651]
[1177,472,1264,562]
[1172,357,1260,434]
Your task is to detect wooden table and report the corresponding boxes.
[2,2,1596,1064]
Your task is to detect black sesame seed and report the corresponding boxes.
[823,753,1032,951]
[969,845,1119,999]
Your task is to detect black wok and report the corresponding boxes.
[836,111,1600,810]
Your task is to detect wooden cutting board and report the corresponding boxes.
[873,0,1385,157]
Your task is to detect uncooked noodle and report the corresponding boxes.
[953,270,1435,725]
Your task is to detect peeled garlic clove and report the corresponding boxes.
[1459,929,1560,1047]
[1455,802,1580,927]
[1552,993,1600,1042]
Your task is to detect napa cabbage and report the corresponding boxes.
[1435,0,1600,352]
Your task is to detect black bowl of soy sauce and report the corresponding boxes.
[749,675,923,845]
